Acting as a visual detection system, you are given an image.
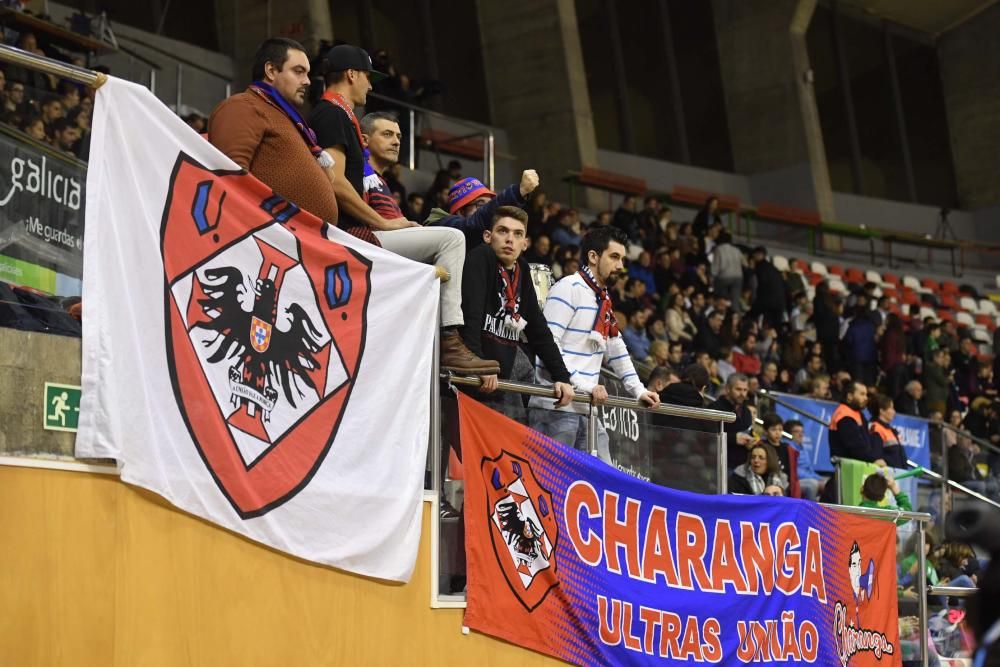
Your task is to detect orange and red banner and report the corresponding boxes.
[459,393,901,666]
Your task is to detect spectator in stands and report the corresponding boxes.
[629,250,656,297]
[924,347,951,415]
[645,365,679,394]
[40,95,64,130]
[858,470,911,520]
[693,309,724,360]
[923,321,942,363]
[758,412,792,485]
[654,364,711,432]
[665,291,696,343]
[692,195,722,239]
[896,380,926,418]
[677,222,698,258]
[425,173,539,249]
[793,353,824,392]
[808,374,832,401]
[523,235,552,266]
[550,209,582,248]
[879,313,907,398]
[612,195,639,243]
[420,169,452,219]
[759,360,780,392]
[786,419,824,501]
[3,80,26,117]
[869,394,908,468]
[58,80,80,113]
[732,331,761,376]
[716,346,737,383]
[49,117,80,156]
[9,32,55,92]
[747,247,786,328]
[530,226,659,463]
[828,381,885,466]
[636,197,663,248]
[711,231,743,312]
[459,206,573,409]
[404,193,424,220]
[842,305,878,386]
[813,284,842,372]
[622,308,651,360]
[644,340,670,370]
[210,39,497,377]
[666,340,684,369]
[710,373,753,470]
[20,114,45,142]
[729,444,786,496]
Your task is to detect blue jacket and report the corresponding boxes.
[843,316,878,364]
[424,184,526,250]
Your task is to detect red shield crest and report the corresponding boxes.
[161,154,371,519]
[482,450,559,611]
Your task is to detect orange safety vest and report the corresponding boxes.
[871,420,899,446]
[829,403,863,431]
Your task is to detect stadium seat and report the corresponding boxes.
[900,290,919,306]
[941,280,959,295]
[810,261,828,276]
[772,255,790,272]
[971,326,991,344]
[827,278,847,294]
[828,264,844,277]
[902,275,922,291]
[883,288,899,300]
[792,259,809,273]
[956,311,976,327]
[937,310,955,323]
[976,314,994,327]
[919,306,937,320]
[940,294,959,310]
[871,286,883,298]
[921,278,939,291]
[864,269,883,285]
[981,300,999,316]
[807,273,824,286]
[882,272,900,286]
[960,296,979,312]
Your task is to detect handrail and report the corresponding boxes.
[757,389,831,427]
[917,466,1000,510]
[114,33,231,82]
[937,421,1000,457]
[367,92,497,132]
[446,374,736,422]
[0,44,105,88]
[927,586,976,598]
[824,500,931,523]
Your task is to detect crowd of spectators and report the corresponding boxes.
[0,30,96,160]
[517,192,1000,498]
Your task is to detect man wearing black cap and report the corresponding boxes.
[308,43,499,376]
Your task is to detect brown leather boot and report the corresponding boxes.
[440,330,501,375]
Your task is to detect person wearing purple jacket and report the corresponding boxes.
[425,171,539,249]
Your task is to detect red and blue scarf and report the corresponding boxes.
[249,81,330,167]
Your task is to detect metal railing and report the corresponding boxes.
[0,44,106,88]
[757,388,1000,516]
[366,92,498,189]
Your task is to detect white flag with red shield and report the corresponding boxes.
[77,77,438,582]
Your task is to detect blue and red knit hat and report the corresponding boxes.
[447,177,495,214]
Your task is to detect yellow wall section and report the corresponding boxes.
[0,466,566,667]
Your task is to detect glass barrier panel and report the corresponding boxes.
[646,420,721,494]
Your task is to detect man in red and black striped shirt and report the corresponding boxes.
[360,111,408,220]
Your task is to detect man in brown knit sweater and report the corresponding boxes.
[208,38,498,376]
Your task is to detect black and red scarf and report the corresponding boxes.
[578,265,619,342]
[497,262,526,334]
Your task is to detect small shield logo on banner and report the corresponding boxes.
[482,451,559,611]
[160,154,372,519]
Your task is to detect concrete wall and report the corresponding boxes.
[937,3,1000,209]
[477,0,599,205]
[48,1,235,116]
[0,328,79,458]
[711,0,809,174]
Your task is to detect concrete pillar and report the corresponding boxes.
[937,4,1000,209]
[476,0,600,205]
[215,0,332,89]
[712,0,835,220]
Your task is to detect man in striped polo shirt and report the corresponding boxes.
[530,226,660,462]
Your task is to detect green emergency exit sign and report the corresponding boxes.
[43,382,81,432]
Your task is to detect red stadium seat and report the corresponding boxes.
[845,268,866,284]
[941,294,960,310]
[807,272,824,286]
[937,310,955,323]
[921,278,939,291]
[828,264,844,277]
[976,314,994,327]
[900,290,919,306]
[882,272,900,286]
[883,287,899,300]
[941,281,959,295]
[792,259,809,273]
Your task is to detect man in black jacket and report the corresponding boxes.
[709,373,754,470]
[459,206,574,407]
[748,247,787,328]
